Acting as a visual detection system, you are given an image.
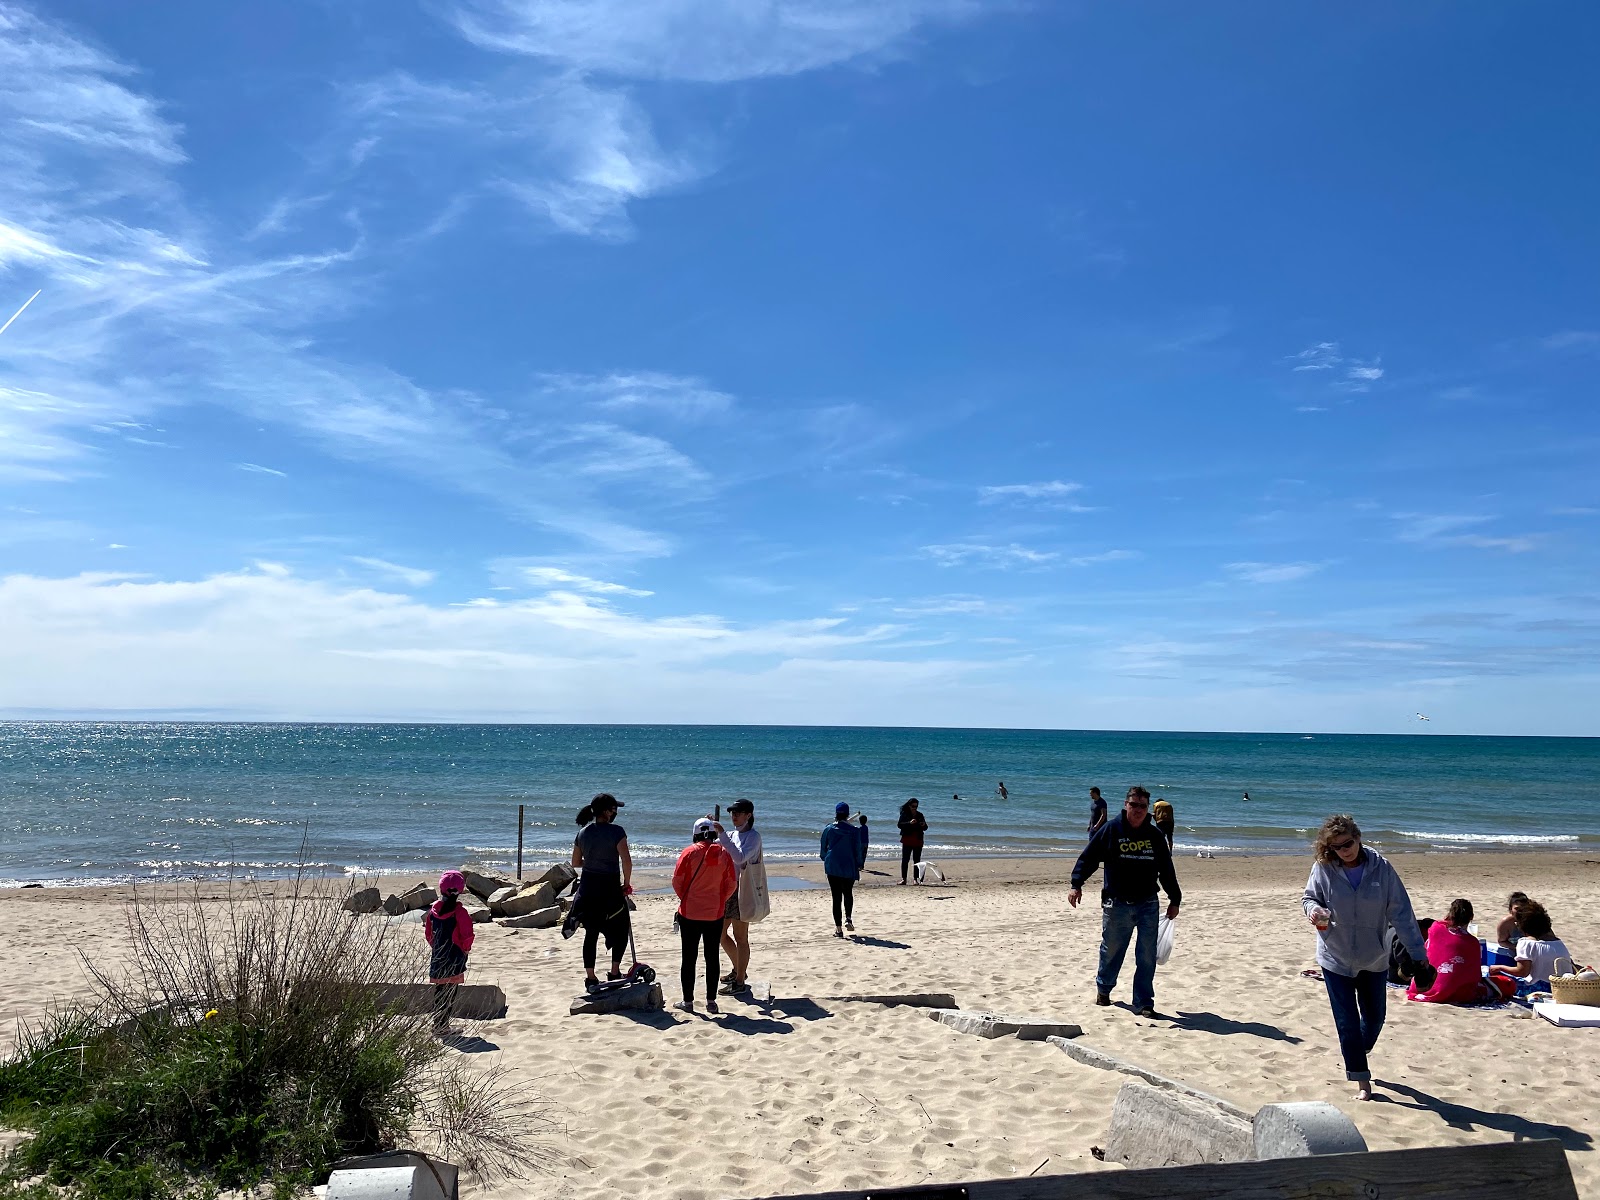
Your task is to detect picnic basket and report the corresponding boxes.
[1549,957,1600,1005]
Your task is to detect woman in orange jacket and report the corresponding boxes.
[672,817,738,1014]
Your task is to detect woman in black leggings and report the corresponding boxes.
[569,794,633,993]
[820,802,867,937]
[671,817,737,1014]
[897,797,927,884]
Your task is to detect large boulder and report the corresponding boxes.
[497,881,558,918]
[531,863,578,893]
[500,906,561,929]
[382,893,407,916]
[402,884,437,912]
[343,887,382,915]
[461,869,514,901]
[460,895,492,924]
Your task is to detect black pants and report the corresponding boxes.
[900,843,922,881]
[678,916,724,1002]
[580,877,630,971]
[827,874,855,926]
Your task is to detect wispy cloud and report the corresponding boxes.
[236,462,287,477]
[349,556,437,588]
[892,595,1014,616]
[1540,330,1600,352]
[519,566,653,597]
[538,371,734,420]
[1394,514,1541,553]
[1288,341,1383,391]
[344,71,700,241]
[922,542,1057,569]
[978,480,1092,509]
[1065,549,1138,568]
[1225,560,1326,584]
[445,0,987,83]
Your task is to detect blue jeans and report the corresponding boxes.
[1096,896,1160,1010]
[1322,968,1387,1081]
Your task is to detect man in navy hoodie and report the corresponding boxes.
[1069,786,1181,1017]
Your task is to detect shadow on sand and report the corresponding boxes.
[1374,1079,1595,1152]
[1170,1009,1304,1043]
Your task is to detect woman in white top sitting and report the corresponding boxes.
[713,798,765,994]
[1493,902,1570,989]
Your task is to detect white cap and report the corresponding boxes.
[692,817,716,838]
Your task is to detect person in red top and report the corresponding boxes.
[1408,898,1484,1005]
[672,817,738,1015]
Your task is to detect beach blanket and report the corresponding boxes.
[1533,1001,1600,1028]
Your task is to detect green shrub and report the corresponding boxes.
[1,866,558,1200]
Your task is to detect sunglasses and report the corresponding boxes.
[1126,801,1149,810]
[1331,838,1359,852]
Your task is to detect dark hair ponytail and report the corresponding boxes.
[576,805,595,826]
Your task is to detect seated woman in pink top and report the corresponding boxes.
[1408,898,1483,1004]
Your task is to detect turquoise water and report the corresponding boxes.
[1,723,1596,885]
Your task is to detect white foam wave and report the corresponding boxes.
[1392,831,1579,844]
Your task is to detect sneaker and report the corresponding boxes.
[584,978,599,994]
[1136,1006,1158,1019]
[607,970,624,981]
[845,920,855,932]
[705,999,719,1014]
[1094,991,1110,1007]
[897,880,906,886]
[674,999,695,1013]
[721,970,737,984]
[833,927,844,938]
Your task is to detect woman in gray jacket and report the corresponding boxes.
[1302,814,1433,1101]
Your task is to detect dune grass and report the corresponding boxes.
[0,866,558,1200]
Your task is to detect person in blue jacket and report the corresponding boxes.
[821,802,868,937]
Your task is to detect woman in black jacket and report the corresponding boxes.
[897,798,928,885]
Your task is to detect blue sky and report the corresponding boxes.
[1,1,1597,733]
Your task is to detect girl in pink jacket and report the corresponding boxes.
[423,870,476,1033]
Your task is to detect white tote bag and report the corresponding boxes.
[738,850,771,923]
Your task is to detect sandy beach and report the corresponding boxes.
[3,851,1597,1197]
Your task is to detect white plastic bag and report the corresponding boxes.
[1156,916,1176,966]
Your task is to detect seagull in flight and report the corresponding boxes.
[1415,713,1430,721]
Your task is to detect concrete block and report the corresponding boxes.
[327,1151,458,1200]
[343,887,382,915]
[827,992,959,1009]
[1046,1037,1251,1119]
[1104,1081,1253,1169]
[569,981,665,1015]
[364,983,507,1020]
[927,1009,1082,1041]
[499,905,561,928]
[1253,1101,1369,1159]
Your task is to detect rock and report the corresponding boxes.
[461,869,515,901]
[343,887,383,915]
[402,886,437,912]
[500,906,561,929]
[927,1009,1081,1041]
[486,886,519,913]
[1252,1102,1368,1159]
[497,882,558,917]
[21,883,43,889]
[382,894,406,916]
[532,862,578,891]
[460,896,492,924]
[1104,1081,1253,1169]
[568,981,665,1015]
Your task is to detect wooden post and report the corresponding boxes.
[516,804,525,881]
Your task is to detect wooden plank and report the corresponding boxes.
[744,1139,1577,1200]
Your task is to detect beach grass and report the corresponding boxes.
[0,865,556,1200]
